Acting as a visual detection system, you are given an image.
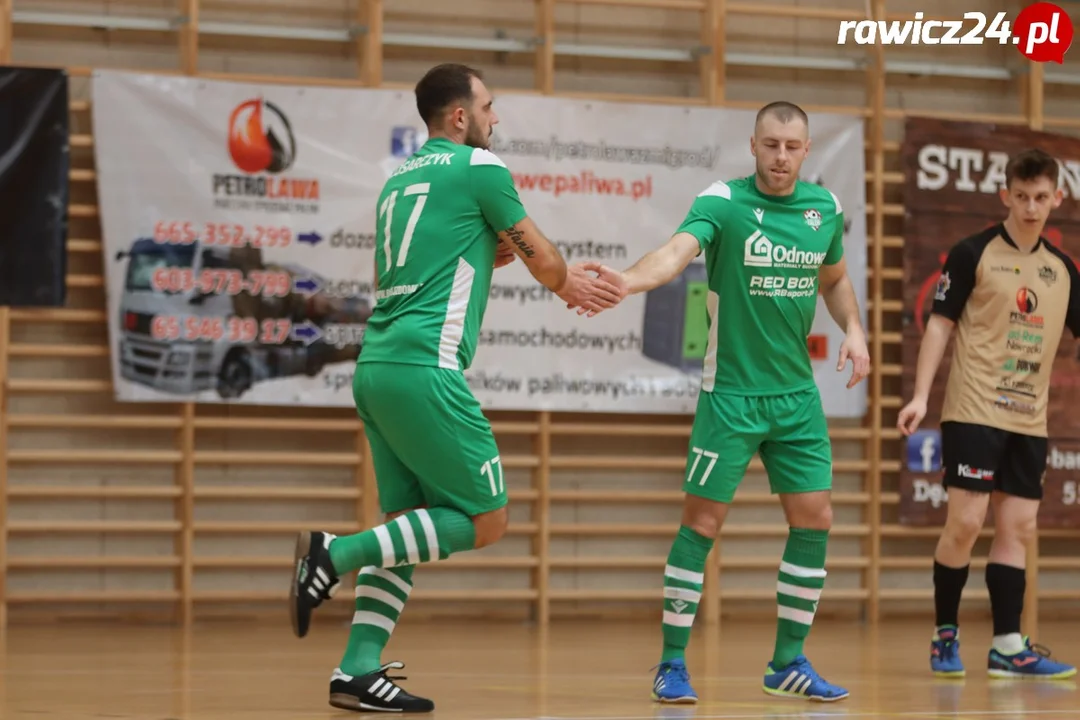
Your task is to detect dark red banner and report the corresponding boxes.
[899,117,1080,528]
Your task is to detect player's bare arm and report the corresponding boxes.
[897,314,954,436]
[497,216,622,312]
[818,257,870,388]
[587,232,700,305]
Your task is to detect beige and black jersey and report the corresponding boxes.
[932,223,1080,437]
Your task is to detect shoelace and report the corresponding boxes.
[1030,642,1053,659]
[377,661,409,682]
[650,663,690,684]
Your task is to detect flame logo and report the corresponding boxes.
[227,98,296,174]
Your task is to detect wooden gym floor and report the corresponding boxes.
[2,616,1077,719]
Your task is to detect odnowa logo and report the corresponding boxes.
[744,230,826,269]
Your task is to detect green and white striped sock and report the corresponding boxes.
[660,525,714,662]
[328,507,476,575]
[772,527,828,669]
[339,565,414,676]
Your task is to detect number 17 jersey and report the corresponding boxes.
[360,137,528,371]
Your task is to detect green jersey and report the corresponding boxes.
[360,138,527,371]
[675,174,845,396]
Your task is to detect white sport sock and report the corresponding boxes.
[993,632,1025,655]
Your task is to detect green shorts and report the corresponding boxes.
[684,388,832,503]
[353,361,507,517]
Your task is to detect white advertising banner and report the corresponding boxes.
[92,70,867,416]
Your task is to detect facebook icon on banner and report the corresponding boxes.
[906,429,942,473]
[391,126,423,158]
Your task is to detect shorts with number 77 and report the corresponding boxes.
[353,361,508,517]
[683,388,833,502]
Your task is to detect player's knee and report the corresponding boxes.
[942,511,983,548]
[680,495,726,539]
[781,492,832,531]
[472,506,508,548]
[999,512,1038,547]
[795,499,833,531]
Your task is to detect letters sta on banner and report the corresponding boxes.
[898,117,1080,529]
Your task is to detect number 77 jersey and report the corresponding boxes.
[360,137,528,372]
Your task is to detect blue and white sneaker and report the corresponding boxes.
[762,655,849,702]
[988,638,1077,680]
[931,626,965,678]
[651,659,697,704]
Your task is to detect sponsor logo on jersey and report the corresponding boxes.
[994,394,1037,415]
[935,271,951,301]
[996,377,1036,398]
[1009,286,1044,328]
[804,208,822,230]
[748,275,817,298]
[991,264,1021,274]
[1006,328,1043,355]
[1039,264,1058,285]
[753,208,764,224]
[1003,357,1042,373]
[743,230,826,269]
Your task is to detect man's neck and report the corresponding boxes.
[754,172,795,197]
[428,128,465,145]
[1003,216,1043,253]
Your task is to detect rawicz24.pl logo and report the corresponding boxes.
[837,2,1074,64]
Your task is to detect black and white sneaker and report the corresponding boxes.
[329,662,435,713]
[289,530,341,638]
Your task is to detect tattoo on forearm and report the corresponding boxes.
[505,225,535,258]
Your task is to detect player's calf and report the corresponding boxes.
[329,662,435,713]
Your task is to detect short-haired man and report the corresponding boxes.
[898,148,1079,680]
[286,63,622,713]
[592,101,870,703]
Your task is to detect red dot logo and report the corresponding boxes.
[1014,2,1074,64]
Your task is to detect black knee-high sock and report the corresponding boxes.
[985,562,1025,637]
[933,560,970,629]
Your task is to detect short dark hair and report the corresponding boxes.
[415,63,482,126]
[1005,148,1059,189]
[756,101,808,129]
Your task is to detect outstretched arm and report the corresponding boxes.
[497,216,622,312]
[497,216,567,291]
[469,148,620,312]
[620,232,702,295]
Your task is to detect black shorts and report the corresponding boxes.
[940,421,1046,500]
